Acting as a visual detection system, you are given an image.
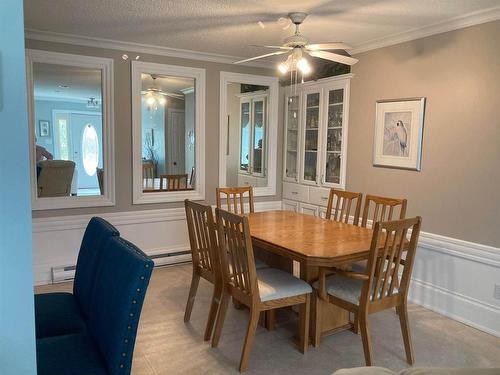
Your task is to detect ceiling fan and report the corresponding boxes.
[141,74,185,107]
[234,12,358,75]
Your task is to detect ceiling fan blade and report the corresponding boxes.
[306,42,353,51]
[250,44,293,50]
[307,50,358,66]
[234,50,288,64]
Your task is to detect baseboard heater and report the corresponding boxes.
[51,250,191,283]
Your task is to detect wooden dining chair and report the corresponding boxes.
[160,174,188,190]
[142,162,156,190]
[212,208,312,372]
[325,189,363,225]
[216,186,254,214]
[313,216,422,366]
[184,200,222,341]
[360,195,407,228]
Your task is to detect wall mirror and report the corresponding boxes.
[132,61,205,204]
[26,50,115,210]
[219,72,278,196]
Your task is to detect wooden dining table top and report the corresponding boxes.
[247,210,378,267]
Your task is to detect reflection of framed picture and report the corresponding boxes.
[373,97,426,171]
[39,120,50,137]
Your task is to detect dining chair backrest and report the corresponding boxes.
[88,236,153,375]
[326,189,363,225]
[142,162,155,190]
[216,186,254,214]
[362,217,421,306]
[73,217,120,319]
[184,199,219,281]
[360,195,407,228]
[160,174,188,190]
[215,208,258,305]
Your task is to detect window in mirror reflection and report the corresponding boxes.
[33,62,104,197]
[226,83,268,188]
[141,74,196,192]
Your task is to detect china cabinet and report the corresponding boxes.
[282,74,352,216]
[238,91,268,187]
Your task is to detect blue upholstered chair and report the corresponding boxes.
[36,236,154,375]
[35,217,120,338]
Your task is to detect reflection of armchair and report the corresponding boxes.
[37,160,76,197]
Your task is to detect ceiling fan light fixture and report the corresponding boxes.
[278,62,289,74]
[158,96,167,106]
[297,57,311,74]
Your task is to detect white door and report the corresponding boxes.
[70,113,103,190]
[166,109,185,174]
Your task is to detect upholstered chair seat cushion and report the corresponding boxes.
[255,258,268,269]
[313,273,398,305]
[34,292,86,339]
[313,273,364,305]
[257,268,312,302]
[36,334,108,375]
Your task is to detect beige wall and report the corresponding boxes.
[27,39,282,218]
[347,20,500,247]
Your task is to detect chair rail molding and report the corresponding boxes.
[32,201,282,285]
[219,71,279,197]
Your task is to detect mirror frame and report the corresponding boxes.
[219,72,278,196]
[26,49,115,210]
[131,61,206,204]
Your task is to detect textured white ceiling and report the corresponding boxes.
[24,0,500,58]
[33,62,102,101]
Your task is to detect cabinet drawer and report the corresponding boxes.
[282,199,299,212]
[238,174,254,186]
[282,182,309,202]
[299,202,318,217]
[309,186,331,207]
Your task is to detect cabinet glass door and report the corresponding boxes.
[303,92,320,183]
[324,89,343,184]
[239,101,250,173]
[252,98,265,175]
[285,95,299,180]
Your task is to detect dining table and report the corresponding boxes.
[247,210,379,345]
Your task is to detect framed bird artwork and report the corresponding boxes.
[373,97,426,171]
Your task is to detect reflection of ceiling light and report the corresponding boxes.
[142,75,168,112]
[58,84,69,88]
[87,97,100,109]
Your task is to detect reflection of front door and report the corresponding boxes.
[166,109,185,174]
[70,113,102,189]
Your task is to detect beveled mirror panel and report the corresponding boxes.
[27,50,115,210]
[132,61,205,204]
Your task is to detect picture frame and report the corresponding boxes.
[373,97,426,171]
[39,120,50,137]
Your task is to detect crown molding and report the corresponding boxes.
[351,6,500,55]
[24,28,271,69]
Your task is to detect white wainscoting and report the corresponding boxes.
[32,201,282,286]
[409,231,500,338]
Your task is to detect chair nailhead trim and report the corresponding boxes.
[127,325,132,330]
[140,276,145,280]
[130,313,134,317]
[122,352,127,357]
[132,300,137,304]
[137,288,141,292]
[120,364,124,368]
[124,339,129,343]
